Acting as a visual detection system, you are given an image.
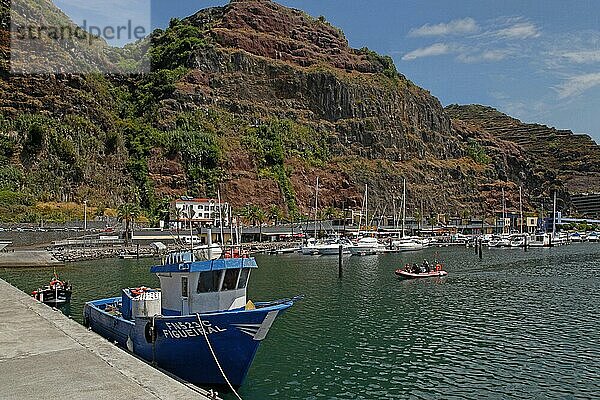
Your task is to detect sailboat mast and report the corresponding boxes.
[519,185,523,234]
[502,187,506,234]
[218,189,224,246]
[313,177,319,239]
[365,184,368,232]
[552,191,557,237]
[392,198,397,231]
[402,178,406,238]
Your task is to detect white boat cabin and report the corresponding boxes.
[150,253,257,316]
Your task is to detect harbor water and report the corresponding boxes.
[1,244,599,399]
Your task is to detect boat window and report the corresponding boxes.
[237,268,251,289]
[221,268,240,291]
[181,276,188,297]
[196,270,221,293]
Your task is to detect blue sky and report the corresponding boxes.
[55,0,600,143]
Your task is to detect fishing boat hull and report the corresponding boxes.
[84,297,294,387]
[394,270,448,279]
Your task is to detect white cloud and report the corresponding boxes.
[409,18,478,37]
[556,72,600,99]
[402,43,451,61]
[560,50,600,64]
[457,49,509,63]
[495,22,540,39]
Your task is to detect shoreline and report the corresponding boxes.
[0,241,303,267]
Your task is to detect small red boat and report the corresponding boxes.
[395,268,448,279]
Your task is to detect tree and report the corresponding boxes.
[171,204,184,240]
[117,202,141,246]
[266,204,283,226]
[246,205,266,242]
[323,206,342,221]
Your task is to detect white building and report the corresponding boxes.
[173,197,230,227]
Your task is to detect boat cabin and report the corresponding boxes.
[150,254,257,316]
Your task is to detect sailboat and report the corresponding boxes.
[302,177,320,255]
[349,185,384,255]
[391,179,424,251]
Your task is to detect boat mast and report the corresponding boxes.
[392,197,397,234]
[519,185,523,234]
[502,187,506,235]
[552,191,557,238]
[313,177,319,239]
[189,204,194,255]
[364,184,368,233]
[402,178,406,239]
[217,189,225,246]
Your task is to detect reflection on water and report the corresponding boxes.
[1,245,599,399]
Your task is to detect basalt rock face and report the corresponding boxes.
[0,0,595,219]
[159,1,499,214]
[178,0,459,163]
[183,46,458,161]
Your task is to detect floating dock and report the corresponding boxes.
[0,278,220,400]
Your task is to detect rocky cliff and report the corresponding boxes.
[446,105,600,195]
[0,0,598,222]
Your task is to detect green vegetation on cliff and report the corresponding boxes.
[1,0,599,224]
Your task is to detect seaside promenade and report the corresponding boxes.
[0,278,219,400]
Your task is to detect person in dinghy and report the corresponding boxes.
[396,259,447,279]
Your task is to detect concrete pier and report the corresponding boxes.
[0,250,63,267]
[0,278,219,400]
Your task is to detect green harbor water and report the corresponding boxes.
[1,244,599,399]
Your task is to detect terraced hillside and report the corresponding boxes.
[446,104,600,195]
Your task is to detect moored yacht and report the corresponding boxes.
[529,232,552,247]
[316,237,353,255]
[488,235,511,248]
[301,237,320,255]
[349,236,382,256]
[391,237,425,251]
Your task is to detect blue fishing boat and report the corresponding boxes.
[83,251,300,388]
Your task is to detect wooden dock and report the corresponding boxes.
[0,278,220,400]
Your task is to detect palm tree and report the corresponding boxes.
[171,205,184,240]
[117,202,141,246]
[246,205,266,242]
[266,205,283,226]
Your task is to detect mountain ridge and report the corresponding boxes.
[0,0,597,222]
